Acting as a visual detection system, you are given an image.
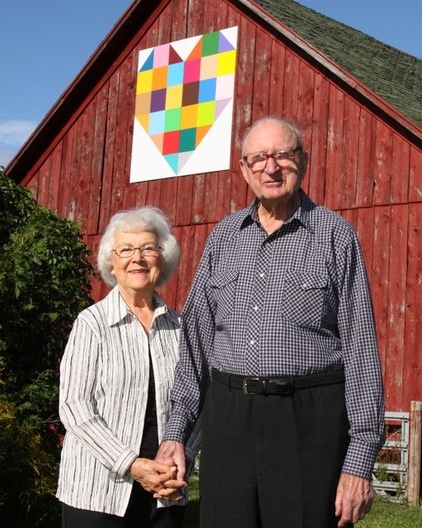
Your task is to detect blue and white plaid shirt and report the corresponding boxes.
[164,190,384,479]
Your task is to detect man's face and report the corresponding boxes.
[240,120,307,206]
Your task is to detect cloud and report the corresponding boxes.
[0,148,17,168]
[0,119,38,167]
[0,119,38,147]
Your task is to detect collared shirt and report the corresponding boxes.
[164,191,384,480]
[56,286,200,516]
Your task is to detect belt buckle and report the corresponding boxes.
[242,376,261,395]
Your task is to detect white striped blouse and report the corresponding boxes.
[56,286,200,516]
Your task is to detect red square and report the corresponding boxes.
[162,130,180,154]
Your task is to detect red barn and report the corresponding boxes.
[5,0,422,424]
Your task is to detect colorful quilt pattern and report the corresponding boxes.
[130,27,238,182]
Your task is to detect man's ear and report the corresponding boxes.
[239,159,250,184]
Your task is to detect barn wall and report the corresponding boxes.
[22,0,422,412]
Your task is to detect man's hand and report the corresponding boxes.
[128,457,186,498]
[154,441,186,500]
[335,473,374,527]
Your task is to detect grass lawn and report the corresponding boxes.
[184,476,422,527]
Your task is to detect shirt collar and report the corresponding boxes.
[240,190,315,233]
[106,286,171,326]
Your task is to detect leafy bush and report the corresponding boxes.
[0,170,95,526]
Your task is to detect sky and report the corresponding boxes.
[1,0,421,168]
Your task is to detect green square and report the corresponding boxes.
[165,108,182,132]
[179,128,196,152]
[202,31,220,57]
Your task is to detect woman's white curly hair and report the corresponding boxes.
[97,206,180,287]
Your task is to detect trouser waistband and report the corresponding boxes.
[212,368,345,395]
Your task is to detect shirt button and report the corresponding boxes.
[259,273,265,278]
[253,305,259,311]
[250,339,255,346]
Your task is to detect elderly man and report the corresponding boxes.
[157,116,385,528]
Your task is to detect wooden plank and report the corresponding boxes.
[175,224,196,311]
[112,54,136,214]
[391,136,410,205]
[384,205,408,411]
[282,49,300,121]
[250,28,272,118]
[408,145,422,204]
[56,133,72,219]
[296,59,314,197]
[65,117,81,222]
[339,96,359,210]
[120,50,139,212]
[356,110,376,208]
[36,157,51,207]
[231,16,256,213]
[74,107,96,233]
[170,0,188,41]
[408,401,422,506]
[98,72,120,232]
[373,121,393,206]
[370,206,391,387]
[47,143,63,213]
[86,86,108,235]
[307,72,329,206]
[324,83,344,211]
[267,39,286,118]
[187,0,205,36]
[403,203,422,409]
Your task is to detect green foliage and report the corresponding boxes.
[0,170,95,526]
[360,498,422,527]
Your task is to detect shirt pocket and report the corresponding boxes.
[209,269,239,325]
[280,271,328,329]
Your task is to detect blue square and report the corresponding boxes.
[167,63,184,86]
[148,110,166,134]
[198,78,216,103]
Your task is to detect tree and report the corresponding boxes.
[0,170,96,527]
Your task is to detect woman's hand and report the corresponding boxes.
[128,457,187,499]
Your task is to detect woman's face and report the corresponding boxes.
[110,230,164,296]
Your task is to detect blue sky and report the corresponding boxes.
[1,0,421,167]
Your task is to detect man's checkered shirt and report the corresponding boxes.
[164,190,385,480]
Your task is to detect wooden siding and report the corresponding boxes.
[16,0,422,413]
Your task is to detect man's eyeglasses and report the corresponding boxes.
[112,244,162,259]
[242,147,302,172]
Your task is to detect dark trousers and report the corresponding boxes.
[200,376,350,528]
[61,480,185,528]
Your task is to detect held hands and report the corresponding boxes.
[153,440,187,501]
[335,473,374,527]
[128,456,187,499]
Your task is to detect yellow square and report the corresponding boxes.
[136,70,153,94]
[166,85,183,110]
[197,101,215,126]
[217,50,237,76]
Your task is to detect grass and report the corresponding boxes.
[184,476,422,527]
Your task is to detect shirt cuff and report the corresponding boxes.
[110,448,138,482]
[342,439,380,480]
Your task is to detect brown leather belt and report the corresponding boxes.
[212,368,345,396]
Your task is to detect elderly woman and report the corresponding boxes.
[56,207,198,528]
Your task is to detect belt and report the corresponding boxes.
[212,368,345,396]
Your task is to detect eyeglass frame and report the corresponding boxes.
[112,243,163,259]
[242,146,303,172]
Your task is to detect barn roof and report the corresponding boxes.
[6,0,422,179]
[254,0,422,128]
